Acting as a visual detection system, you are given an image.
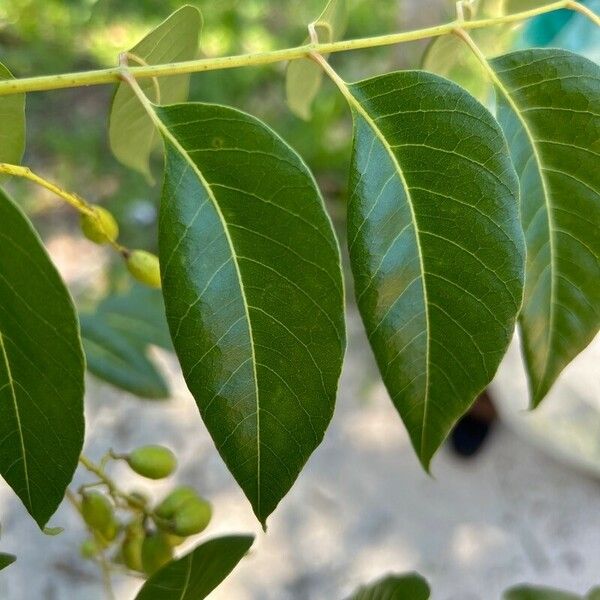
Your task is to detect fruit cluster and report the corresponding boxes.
[75,445,212,576]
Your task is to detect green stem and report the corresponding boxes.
[78,455,169,528]
[0,163,93,215]
[78,455,146,512]
[0,1,595,97]
[0,162,128,255]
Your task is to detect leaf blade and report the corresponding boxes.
[154,102,345,525]
[0,189,85,528]
[490,49,600,406]
[0,552,16,572]
[109,5,202,179]
[349,573,430,600]
[344,70,524,468]
[135,535,253,600]
[504,585,581,600]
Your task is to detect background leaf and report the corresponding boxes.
[504,585,581,600]
[0,188,85,528]
[490,49,600,406]
[155,101,346,526]
[80,284,171,399]
[421,0,518,103]
[344,70,524,469]
[109,5,202,180]
[135,535,253,600]
[348,573,430,600]
[286,0,348,119]
[0,552,16,572]
[0,61,25,166]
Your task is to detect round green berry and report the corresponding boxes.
[126,445,177,479]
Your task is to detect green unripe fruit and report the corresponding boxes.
[80,206,119,245]
[171,497,212,536]
[80,538,99,559]
[122,525,145,572]
[126,445,176,479]
[81,492,114,532]
[98,517,119,543]
[126,250,161,289]
[141,532,173,575]
[154,486,198,519]
[164,533,187,547]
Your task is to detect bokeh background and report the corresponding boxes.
[0,1,599,598]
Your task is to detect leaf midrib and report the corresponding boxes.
[0,330,31,508]
[344,82,432,460]
[149,105,263,518]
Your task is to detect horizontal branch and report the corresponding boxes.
[0,0,594,96]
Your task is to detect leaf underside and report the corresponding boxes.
[135,535,253,600]
[0,189,85,528]
[156,102,345,525]
[349,573,430,600]
[346,70,525,469]
[109,5,202,179]
[491,49,600,406]
[0,62,25,166]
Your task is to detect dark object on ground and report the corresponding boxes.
[450,391,498,458]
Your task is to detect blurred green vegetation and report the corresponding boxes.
[0,0,446,290]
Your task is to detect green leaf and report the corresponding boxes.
[286,0,348,119]
[152,101,345,526]
[349,573,430,600]
[587,589,600,600]
[490,49,600,406]
[135,535,253,599]
[0,61,25,166]
[0,188,85,529]
[109,5,202,180]
[504,585,581,600]
[342,69,524,469]
[0,553,16,572]
[80,284,171,399]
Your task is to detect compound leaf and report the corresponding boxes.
[490,49,600,406]
[342,69,524,469]
[349,573,430,600]
[0,61,25,165]
[0,189,85,529]
[286,0,348,119]
[109,5,202,179]
[150,101,345,526]
[135,535,253,600]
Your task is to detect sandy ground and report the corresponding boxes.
[1,297,599,600]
